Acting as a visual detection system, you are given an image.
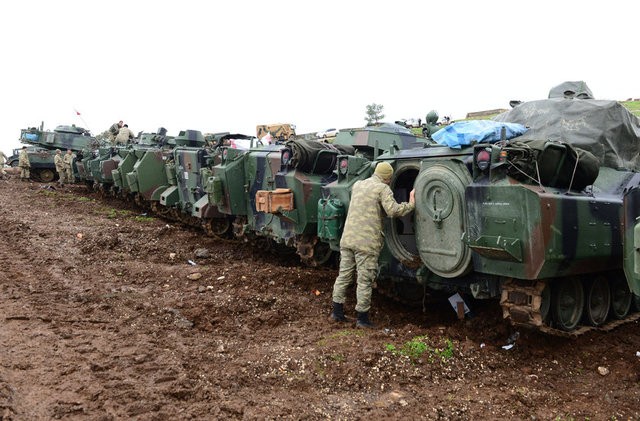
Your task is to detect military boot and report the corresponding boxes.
[356,311,375,329]
[330,302,347,322]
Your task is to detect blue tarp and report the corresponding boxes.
[431,120,528,149]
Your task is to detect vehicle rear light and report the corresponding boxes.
[476,150,491,171]
[339,158,348,174]
[281,150,292,166]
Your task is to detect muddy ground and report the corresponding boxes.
[0,176,639,420]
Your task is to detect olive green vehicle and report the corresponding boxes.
[206,123,429,266]
[112,128,176,208]
[153,130,238,237]
[319,84,640,335]
[16,124,96,182]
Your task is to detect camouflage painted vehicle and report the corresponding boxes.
[85,146,128,193]
[81,129,146,193]
[113,128,175,208]
[332,123,430,160]
[17,124,96,182]
[256,123,296,142]
[207,124,429,265]
[206,141,339,265]
[155,130,233,237]
[319,83,640,335]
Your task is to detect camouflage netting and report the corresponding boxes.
[495,92,640,171]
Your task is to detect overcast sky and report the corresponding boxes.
[0,0,637,154]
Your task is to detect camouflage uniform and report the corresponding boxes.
[108,121,123,143]
[332,173,415,313]
[63,150,74,183]
[0,150,7,176]
[18,148,30,180]
[115,126,135,145]
[54,150,65,185]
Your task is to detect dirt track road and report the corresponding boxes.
[1,178,639,420]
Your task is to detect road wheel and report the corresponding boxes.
[300,241,334,267]
[203,217,232,238]
[38,169,55,182]
[583,277,610,326]
[610,275,632,319]
[539,282,552,324]
[551,278,584,331]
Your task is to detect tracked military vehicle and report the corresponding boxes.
[319,82,640,335]
[112,128,175,207]
[206,124,429,266]
[18,124,96,182]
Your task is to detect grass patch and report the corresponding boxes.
[133,215,155,223]
[621,100,640,117]
[329,353,345,362]
[385,335,455,363]
[37,190,57,197]
[103,208,131,219]
[317,329,366,347]
[329,329,366,339]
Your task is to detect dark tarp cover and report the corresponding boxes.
[286,139,355,174]
[494,98,640,171]
[548,81,594,99]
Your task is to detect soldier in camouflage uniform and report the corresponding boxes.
[0,149,7,178]
[330,162,415,328]
[63,149,74,184]
[114,124,135,145]
[54,149,65,186]
[108,120,123,143]
[18,146,30,181]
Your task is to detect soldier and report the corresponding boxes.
[108,120,123,143]
[0,149,7,178]
[330,162,415,328]
[54,149,65,186]
[63,149,74,184]
[18,146,31,181]
[115,124,135,145]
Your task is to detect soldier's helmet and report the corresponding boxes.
[426,110,439,124]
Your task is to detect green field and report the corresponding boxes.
[622,100,640,117]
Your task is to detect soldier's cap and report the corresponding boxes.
[374,162,394,180]
[56,149,61,153]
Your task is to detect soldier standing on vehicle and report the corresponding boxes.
[18,146,30,181]
[63,149,74,184]
[0,149,7,178]
[108,120,123,143]
[115,124,135,145]
[54,149,65,186]
[330,162,415,328]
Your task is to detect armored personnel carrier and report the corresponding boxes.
[319,82,640,335]
[17,124,96,182]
